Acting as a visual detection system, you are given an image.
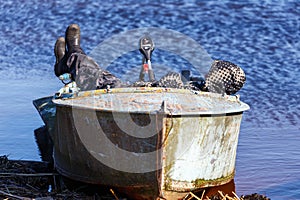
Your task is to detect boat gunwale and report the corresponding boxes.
[52,87,250,116]
[54,103,245,117]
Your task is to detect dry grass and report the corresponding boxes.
[0,155,270,200]
[183,191,270,200]
[184,190,240,200]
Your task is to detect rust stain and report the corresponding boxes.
[50,87,249,200]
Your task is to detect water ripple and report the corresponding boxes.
[0,1,299,198]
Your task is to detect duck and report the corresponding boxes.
[203,60,246,95]
[54,24,246,95]
[136,36,246,95]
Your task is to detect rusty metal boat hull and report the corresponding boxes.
[36,87,249,199]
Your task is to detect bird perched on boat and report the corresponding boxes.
[139,35,155,82]
[54,24,246,95]
[150,60,246,95]
[203,60,246,95]
[135,36,246,95]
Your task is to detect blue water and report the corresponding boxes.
[0,0,299,199]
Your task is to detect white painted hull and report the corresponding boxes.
[49,87,249,199]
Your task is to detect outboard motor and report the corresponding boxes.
[139,35,155,82]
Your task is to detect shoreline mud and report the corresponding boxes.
[0,155,270,200]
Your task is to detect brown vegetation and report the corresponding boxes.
[0,155,270,200]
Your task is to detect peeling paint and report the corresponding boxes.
[34,87,249,199]
[162,114,243,192]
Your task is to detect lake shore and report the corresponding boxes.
[0,155,270,200]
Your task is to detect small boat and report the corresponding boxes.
[33,87,249,199]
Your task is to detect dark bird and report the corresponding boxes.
[204,60,246,95]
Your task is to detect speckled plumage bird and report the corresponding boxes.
[55,25,246,95]
[148,60,246,95]
[204,60,246,95]
[158,72,184,88]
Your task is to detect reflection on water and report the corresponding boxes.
[0,0,299,199]
[0,77,59,161]
[236,128,300,200]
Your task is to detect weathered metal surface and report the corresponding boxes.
[161,114,243,193]
[53,105,162,199]
[54,87,249,115]
[48,87,249,199]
